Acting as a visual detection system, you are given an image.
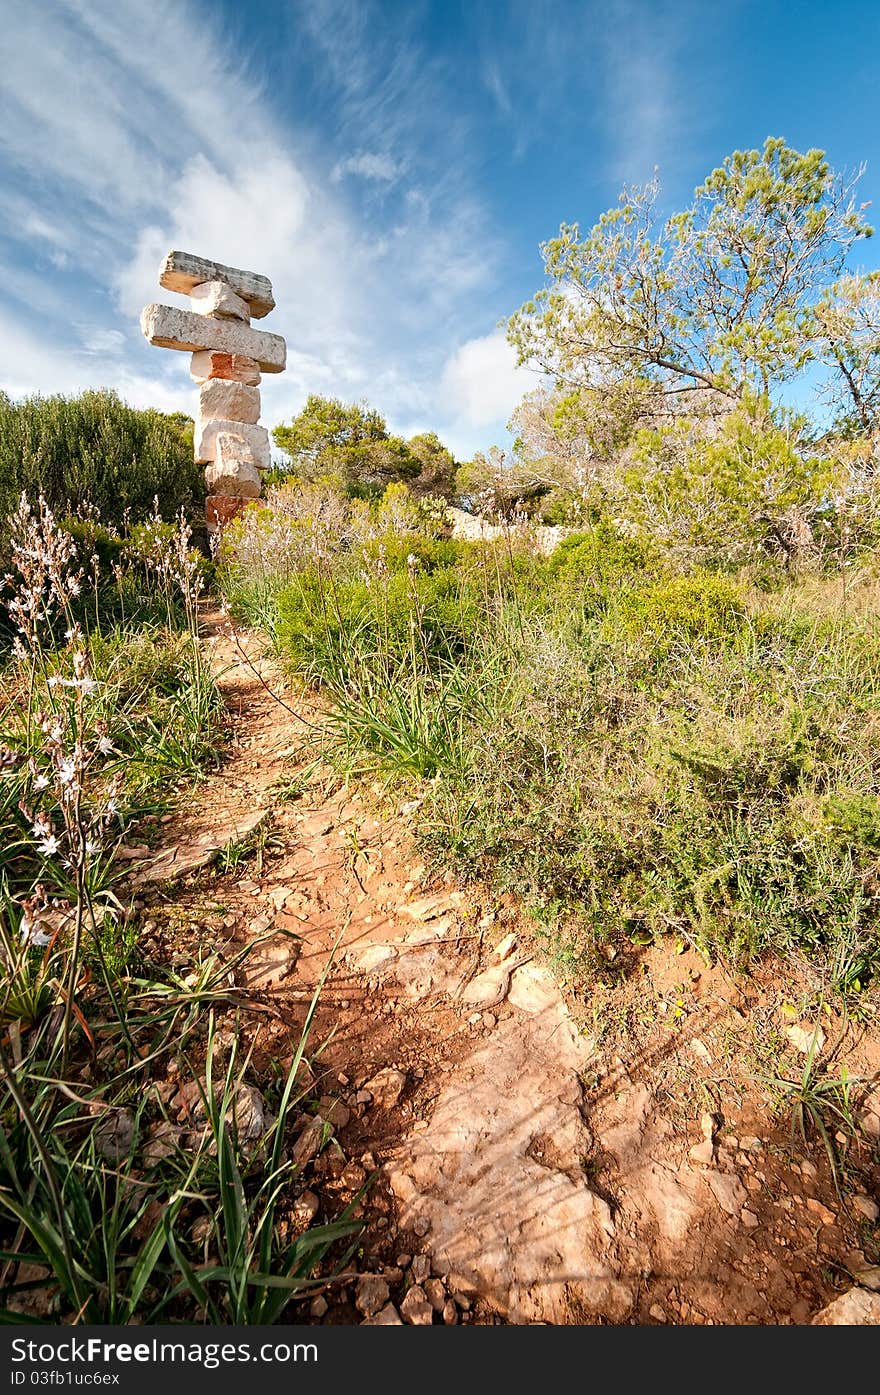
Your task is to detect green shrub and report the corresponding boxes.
[0,389,200,528]
[614,571,749,646]
[276,561,481,684]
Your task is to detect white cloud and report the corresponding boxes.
[76,326,126,356]
[439,330,534,431]
[332,152,402,183]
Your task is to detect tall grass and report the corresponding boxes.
[220,488,880,991]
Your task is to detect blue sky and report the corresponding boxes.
[2,0,880,460]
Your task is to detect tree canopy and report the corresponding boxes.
[509,138,872,411]
[272,395,457,498]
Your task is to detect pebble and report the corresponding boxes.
[689,1139,715,1167]
[853,1194,879,1223]
[309,1296,328,1318]
[414,1216,431,1237]
[355,1273,390,1318]
[741,1209,760,1228]
[649,1304,667,1323]
[396,1254,412,1269]
[321,1099,351,1130]
[442,1300,459,1325]
[291,1117,327,1166]
[355,1090,373,1106]
[482,1012,497,1029]
[805,1197,837,1226]
[364,1067,407,1110]
[341,1162,367,1191]
[424,1278,446,1312]
[411,1254,431,1283]
[800,1160,818,1179]
[363,1304,402,1326]
[400,1285,433,1325]
[785,1022,826,1055]
[292,1190,320,1225]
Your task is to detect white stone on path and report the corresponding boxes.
[189,280,251,321]
[198,379,260,424]
[140,303,286,372]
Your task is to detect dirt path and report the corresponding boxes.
[127,610,880,1326]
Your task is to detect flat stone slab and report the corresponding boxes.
[141,304,286,372]
[131,808,269,884]
[160,250,275,318]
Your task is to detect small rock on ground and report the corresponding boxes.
[400,1285,434,1325]
[812,1287,880,1325]
[355,1273,390,1318]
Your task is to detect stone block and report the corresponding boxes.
[189,280,250,322]
[214,427,270,472]
[193,418,270,467]
[160,250,275,318]
[206,495,249,531]
[190,351,261,385]
[197,379,260,424]
[204,459,262,498]
[140,303,285,372]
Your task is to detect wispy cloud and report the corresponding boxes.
[331,152,403,184]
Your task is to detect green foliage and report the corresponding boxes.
[273,395,456,499]
[615,571,749,646]
[620,398,841,563]
[276,555,480,684]
[407,432,457,500]
[548,522,659,595]
[510,137,871,412]
[255,510,880,982]
[0,390,200,527]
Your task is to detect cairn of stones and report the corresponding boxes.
[140,251,286,531]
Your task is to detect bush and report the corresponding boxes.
[615,571,749,646]
[0,389,200,528]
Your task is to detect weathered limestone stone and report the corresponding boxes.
[189,280,250,322]
[140,304,286,372]
[206,495,250,531]
[160,250,275,318]
[193,418,270,467]
[197,379,260,424]
[214,428,271,473]
[204,459,262,499]
[190,351,261,385]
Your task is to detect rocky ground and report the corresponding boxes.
[123,609,880,1325]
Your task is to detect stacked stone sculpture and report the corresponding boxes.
[140,251,286,530]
